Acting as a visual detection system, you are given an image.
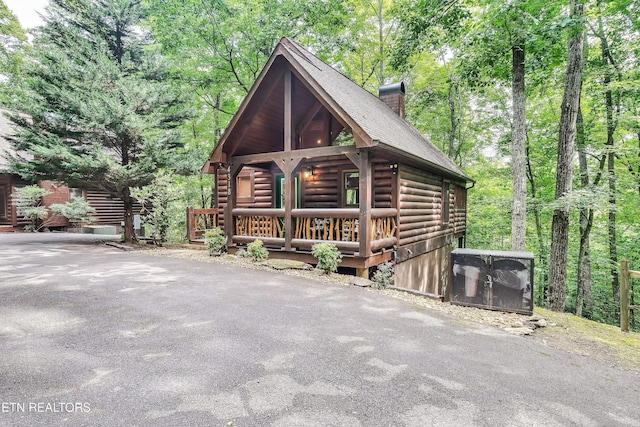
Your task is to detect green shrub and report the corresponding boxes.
[130,172,181,245]
[13,185,50,231]
[50,197,96,226]
[372,261,395,289]
[204,227,227,255]
[247,239,269,262]
[311,242,342,274]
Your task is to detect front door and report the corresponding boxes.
[275,174,300,209]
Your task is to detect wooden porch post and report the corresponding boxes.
[283,69,297,251]
[621,259,630,332]
[358,149,372,273]
[283,159,301,251]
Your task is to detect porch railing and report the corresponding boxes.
[369,208,398,252]
[186,207,220,241]
[620,259,640,332]
[233,208,284,239]
[292,208,359,242]
[230,207,397,254]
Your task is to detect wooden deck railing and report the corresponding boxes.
[186,207,220,241]
[190,206,398,254]
[620,259,640,332]
[229,207,397,254]
[233,208,285,239]
[292,209,360,242]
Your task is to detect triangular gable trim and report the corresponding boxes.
[205,43,288,166]
[277,40,372,148]
[204,38,373,169]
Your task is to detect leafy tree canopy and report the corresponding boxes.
[0,1,27,79]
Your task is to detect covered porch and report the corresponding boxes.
[188,145,399,270]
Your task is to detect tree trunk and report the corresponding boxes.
[526,137,548,306]
[122,186,134,243]
[576,106,592,317]
[598,14,620,305]
[607,151,618,303]
[547,0,584,312]
[637,132,640,197]
[121,133,134,243]
[511,44,527,252]
[637,132,640,196]
[448,82,457,159]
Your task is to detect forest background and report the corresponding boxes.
[0,0,638,331]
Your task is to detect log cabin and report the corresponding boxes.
[196,37,473,299]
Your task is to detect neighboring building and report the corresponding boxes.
[197,37,473,299]
[0,112,141,233]
[0,112,30,231]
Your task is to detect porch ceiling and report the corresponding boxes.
[227,60,341,158]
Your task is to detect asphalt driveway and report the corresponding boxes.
[1,233,639,426]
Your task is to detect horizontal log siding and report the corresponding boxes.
[237,167,272,209]
[216,168,228,229]
[216,166,272,228]
[0,175,13,225]
[303,158,349,208]
[373,160,392,208]
[85,190,142,225]
[452,184,467,235]
[398,165,447,246]
[0,174,30,227]
[303,157,393,208]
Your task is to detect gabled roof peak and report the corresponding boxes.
[206,37,470,182]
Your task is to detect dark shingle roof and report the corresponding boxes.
[279,38,469,181]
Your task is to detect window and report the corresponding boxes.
[69,188,84,200]
[0,185,6,218]
[236,170,255,204]
[343,171,359,207]
[442,181,450,224]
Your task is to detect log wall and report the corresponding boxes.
[373,160,393,209]
[217,165,273,231]
[216,168,228,229]
[0,174,13,226]
[398,165,446,247]
[85,190,143,226]
[237,167,273,209]
[452,184,467,236]
[0,175,40,228]
[302,157,393,208]
[302,158,345,208]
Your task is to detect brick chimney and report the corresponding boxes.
[379,82,405,119]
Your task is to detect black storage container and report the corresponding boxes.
[451,249,534,315]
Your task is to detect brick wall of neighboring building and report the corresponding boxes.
[39,180,70,227]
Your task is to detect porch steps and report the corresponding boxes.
[0,225,16,233]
